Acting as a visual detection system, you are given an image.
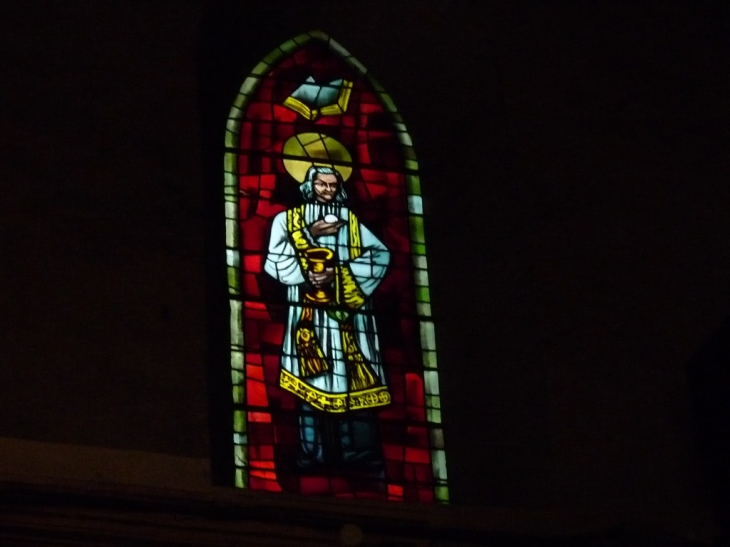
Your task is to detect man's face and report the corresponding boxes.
[313,173,339,203]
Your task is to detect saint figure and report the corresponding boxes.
[265,165,391,469]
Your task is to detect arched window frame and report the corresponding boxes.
[223,30,448,503]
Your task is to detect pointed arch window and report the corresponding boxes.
[224,30,447,503]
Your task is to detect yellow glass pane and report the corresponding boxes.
[280,39,298,53]
[235,468,246,488]
[427,407,442,424]
[406,175,421,195]
[423,351,438,369]
[233,410,246,432]
[250,61,269,76]
[410,216,424,243]
[224,152,236,172]
[435,485,449,502]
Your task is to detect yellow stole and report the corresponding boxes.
[285,206,378,392]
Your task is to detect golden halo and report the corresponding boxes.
[282,133,352,183]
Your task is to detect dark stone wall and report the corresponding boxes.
[2,0,729,534]
[0,1,209,454]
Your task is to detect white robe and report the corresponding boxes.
[264,202,390,412]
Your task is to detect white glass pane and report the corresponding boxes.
[226,249,240,267]
[350,56,366,74]
[424,370,440,396]
[414,268,429,286]
[226,118,239,132]
[329,37,351,57]
[241,76,258,96]
[231,350,243,370]
[225,201,237,219]
[230,300,243,345]
[226,219,238,247]
[431,449,448,480]
[420,321,436,351]
[416,302,432,317]
[407,195,423,215]
[413,255,428,269]
[429,428,444,449]
[398,132,413,146]
[235,445,247,466]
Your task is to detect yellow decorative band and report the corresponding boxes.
[280,369,391,413]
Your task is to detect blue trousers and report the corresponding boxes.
[298,402,382,467]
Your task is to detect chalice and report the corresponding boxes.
[304,247,335,303]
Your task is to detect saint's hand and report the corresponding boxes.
[309,219,345,237]
[308,267,335,287]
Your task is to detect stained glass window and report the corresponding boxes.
[224,30,448,503]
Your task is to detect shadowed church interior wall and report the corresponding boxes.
[0,0,727,539]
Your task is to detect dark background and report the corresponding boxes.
[1,0,729,537]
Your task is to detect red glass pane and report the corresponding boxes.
[258,323,283,346]
[383,443,404,462]
[249,423,274,444]
[274,424,298,442]
[418,488,434,503]
[250,476,282,492]
[414,464,431,483]
[405,448,429,464]
[407,426,428,447]
[386,462,404,481]
[244,302,269,321]
[247,412,272,423]
[243,320,260,350]
[299,477,331,494]
[245,365,264,380]
[246,379,268,407]
[246,352,262,365]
